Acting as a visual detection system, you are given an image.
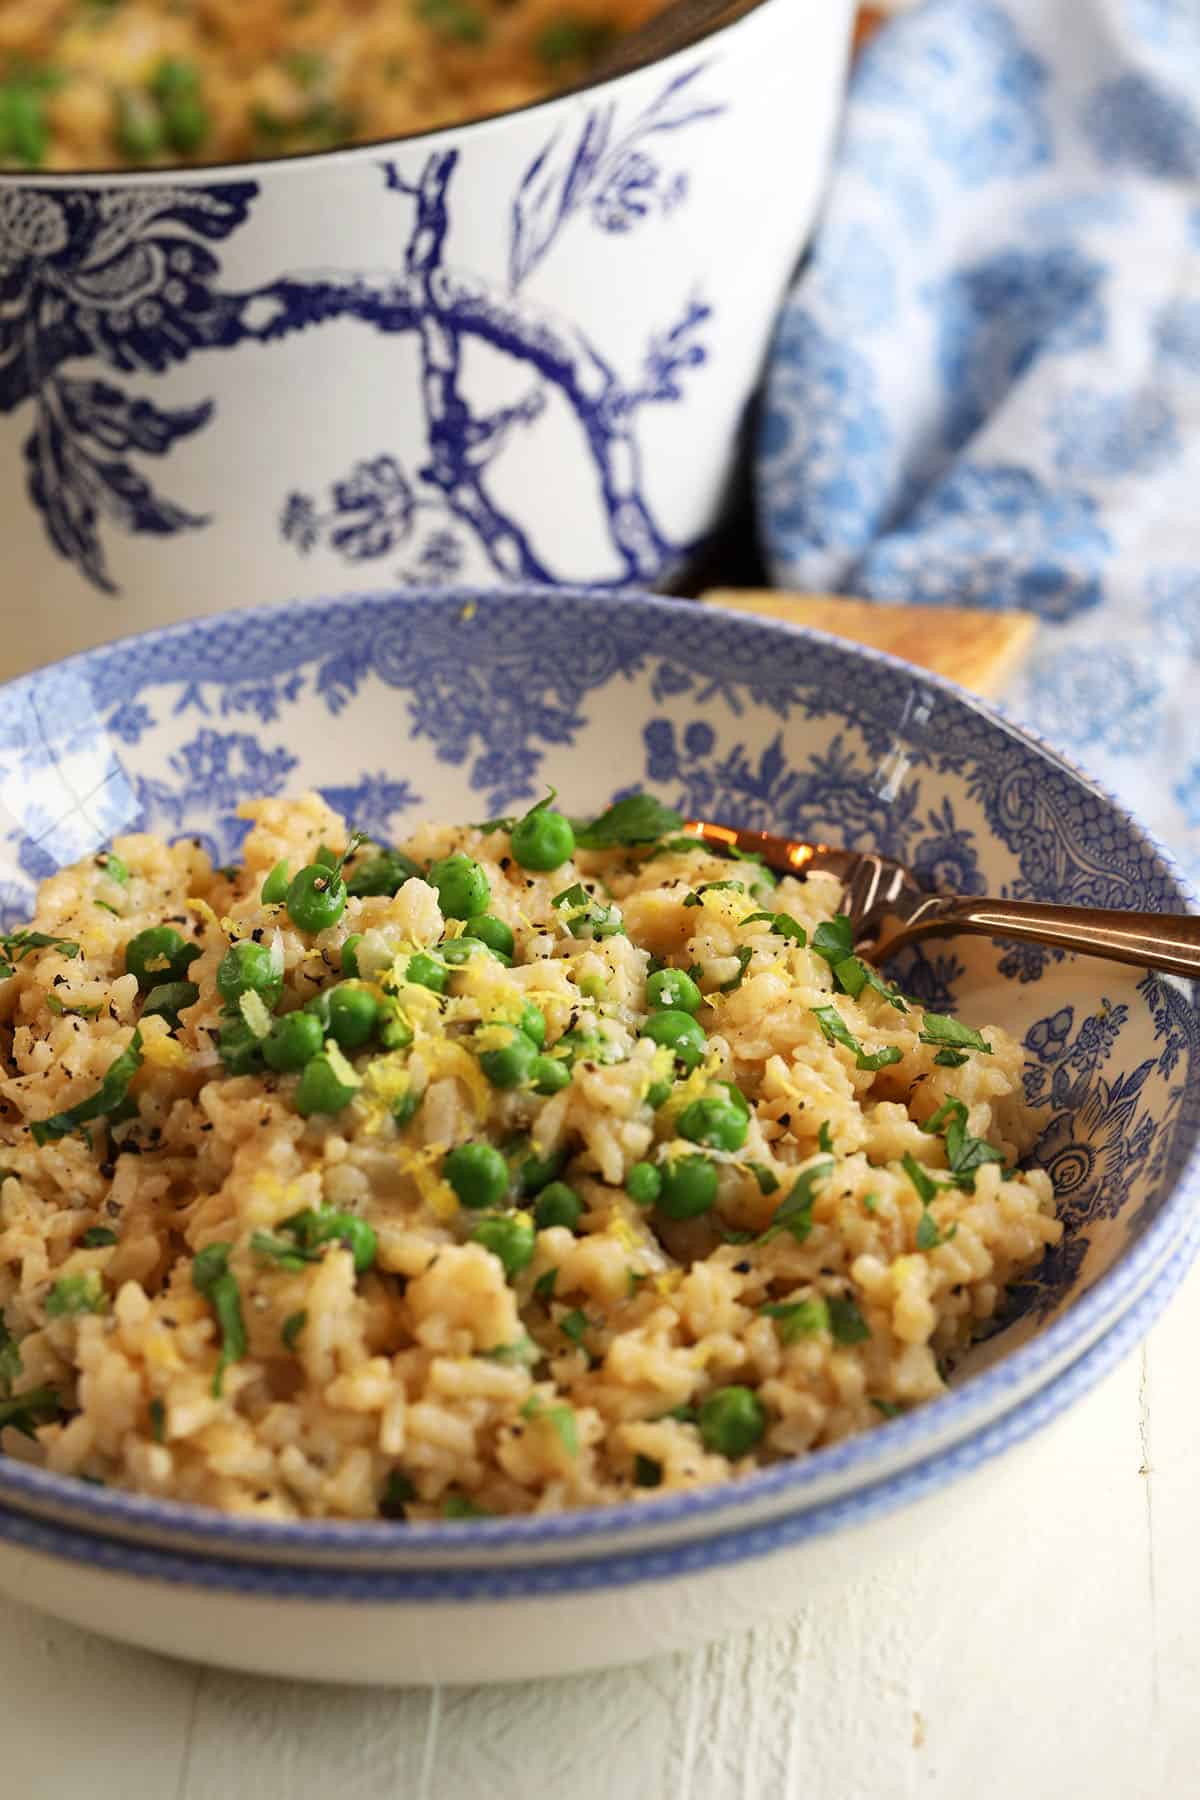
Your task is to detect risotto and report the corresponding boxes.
[0,0,666,171]
[0,791,1060,1521]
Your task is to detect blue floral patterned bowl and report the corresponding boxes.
[0,587,1195,1682]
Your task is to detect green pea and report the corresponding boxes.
[428,854,490,920]
[533,1182,582,1232]
[125,926,197,991]
[677,1096,748,1154]
[511,807,575,872]
[0,85,49,168]
[340,933,362,977]
[404,951,447,994]
[444,1142,509,1211]
[470,1213,536,1280]
[294,1053,358,1117]
[645,1079,673,1110]
[465,914,514,958]
[646,968,702,1015]
[162,91,210,153]
[287,864,348,934]
[114,89,164,161]
[141,980,199,1028]
[216,940,283,1013]
[262,1010,324,1073]
[283,1206,377,1274]
[392,1084,423,1128]
[626,1162,662,1207]
[640,1009,706,1072]
[149,57,201,102]
[217,1018,263,1076]
[698,1386,766,1459]
[261,860,290,905]
[327,984,378,1051]
[515,1142,568,1196]
[530,1054,570,1096]
[518,1002,546,1049]
[657,1155,718,1220]
[441,936,490,966]
[346,850,421,898]
[98,851,130,886]
[478,1025,537,1090]
[378,997,414,1050]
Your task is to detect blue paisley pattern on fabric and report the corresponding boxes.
[1048,386,1178,477]
[2,591,1196,1330]
[4,65,723,597]
[854,463,1109,621]
[759,0,1200,880]
[853,0,1052,185]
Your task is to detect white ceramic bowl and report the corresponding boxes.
[0,0,855,680]
[0,588,1196,1683]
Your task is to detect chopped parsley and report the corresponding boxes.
[46,994,102,1018]
[759,1158,834,1244]
[573,793,684,850]
[551,882,624,941]
[871,1398,902,1418]
[0,1315,21,1395]
[533,1267,559,1303]
[380,1471,416,1518]
[45,1271,107,1317]
[916,1211,956,1251]
[902,1152,940,1207]
[760,1297,829,1344]
[827,1296,870,1344]
[250,1230,320,1273]
[482,1337,541,1366]
[919,1099,1005,1189]
[559,1307,589,1347]
[31,1029,143,1146]
[719,947,754,992]
[520,1395,579,1456]
[0,1385,60,1439]
[810,1005,902,1073]
[818,1120,834,1155]
[832,955,908,1012]
[148,1397,166,1443]
[632,1452,662,1488]
[416,0,489,43]
[281,1309,307,1351]
[918,1013,992,1055]
[191,1242,247,1396]
[0,928,80,981]
[743,909,807,945]
[934,1048,970,1068]
[443,1493,491,1519]
[810,915,855,967]
[79,1226,117,1248]
[746,1161,779,1195]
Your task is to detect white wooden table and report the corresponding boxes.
[4,1253,1196,1800]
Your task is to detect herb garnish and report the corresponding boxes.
[191,1242,247,1396]
[573,793,684,850]
[0,1385,60,1439]
[551,882,623,940]
[810,1005,903,1073]
[682,880,746,908]
[559,1307,590,1347]
[31,1029,143,1145]
[918,1013,992,1055]
[759,1159,834,1244]
[149,1397,166,1443]
[380,1471,416,1518]
[281,1310,307,1351]
[719,947,754,992]
[633,1453,662,1488]
[746,1162,780,1195]
[45,1271,107,1317]
[828,1296,870,1344]
[80,1226,117,1248]
[533,1267,558,1302]
[760,1297,829,1343]
[0,928,80,981]
[818,1119,834,1155]
[520,1394,579,1456]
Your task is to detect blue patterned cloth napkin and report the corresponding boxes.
[757,0,1200,882]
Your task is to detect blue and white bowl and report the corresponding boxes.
[0,0,855,679]
[0,587,1195,1683]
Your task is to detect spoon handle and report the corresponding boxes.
[880,895,1200,980]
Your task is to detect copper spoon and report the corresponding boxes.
[683,820,1200,980]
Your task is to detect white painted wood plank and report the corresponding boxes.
[0,1592,197,1800]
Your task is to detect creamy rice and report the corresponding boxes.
[0,792,1060,1520]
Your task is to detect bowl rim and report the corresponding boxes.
[1,1205,1195,1600]
[0,0,779,188]
[0,582,1196,1557]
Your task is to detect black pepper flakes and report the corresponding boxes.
[733,1260,751,1275]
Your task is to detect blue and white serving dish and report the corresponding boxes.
[0,587,1195,1683]
[0,0,855,680]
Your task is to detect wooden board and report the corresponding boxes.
[701,590,1036,698]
